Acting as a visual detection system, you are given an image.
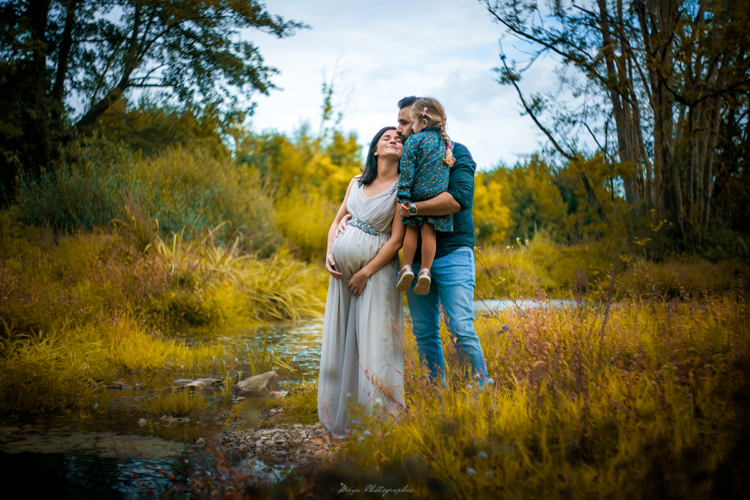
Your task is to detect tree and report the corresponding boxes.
[489,157,570,243]
[0,0,306,204]
[485,0,750,246]
[473,171,511,246]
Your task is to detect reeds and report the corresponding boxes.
[146,224,325,324]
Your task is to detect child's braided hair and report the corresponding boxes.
[409,97,456,167]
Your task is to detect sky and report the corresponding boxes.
[244,0,562,171]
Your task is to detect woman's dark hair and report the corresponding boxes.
[360,126,398,186]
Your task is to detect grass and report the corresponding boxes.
[148,388,207,418]
[325,293,749,499]
[0,324,106,414]
[279,378,319,425]
[475,234,749,300]
[105,314,223,373]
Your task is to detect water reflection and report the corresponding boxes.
[474,298,577,313]
[0,452,189,498]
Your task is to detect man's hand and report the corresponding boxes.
[399,202,412,218]
[326,254,342,278]
[335,214,352,238]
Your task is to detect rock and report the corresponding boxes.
[105,382,132,390]
[269,391,288,400]
[138,418,147,427]
[235,371,280,397]
[195,438,205,447]
[180,379,223,392]
[162,416,190,424]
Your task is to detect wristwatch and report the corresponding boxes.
[408,202,418,216]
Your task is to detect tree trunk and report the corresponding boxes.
[24,0,53,178]
[52,0,78,104]
[73,3,142,132]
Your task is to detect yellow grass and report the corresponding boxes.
[333,295,749,498]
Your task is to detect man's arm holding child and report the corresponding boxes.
[399,143,476,218]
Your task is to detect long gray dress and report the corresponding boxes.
[317,180,405,438]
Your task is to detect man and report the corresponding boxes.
[395,95,487,386]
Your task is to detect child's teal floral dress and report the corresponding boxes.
[397,127,453,232]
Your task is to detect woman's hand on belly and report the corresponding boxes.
[347,268,370,297]
[326,253,342,278]
[335,214,351,239]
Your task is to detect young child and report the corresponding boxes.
[396,97,455,295]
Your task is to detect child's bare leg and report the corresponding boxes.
[420,224,437,271]
[402,225,420,267]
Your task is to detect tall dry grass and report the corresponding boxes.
[475,233,749,300]
[329,292,749,498]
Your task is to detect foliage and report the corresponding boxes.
[0,324,107,415]
[475,231,749,299]
[275,188,338,261]
[243,325,300,379]
[487,0,750,246]
[472,172,510,246]
[0,0,306,204]
[93,99,237,159]
[0,210,324,415]
[245,127,362,260]
[14,136,278,253]
[147,228,325,324]
[475,235,611,298]
[279,379,319,425]
[487,157,569,243]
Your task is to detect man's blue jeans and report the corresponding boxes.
[406,246,488,386]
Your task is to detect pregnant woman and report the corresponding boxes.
[318,126,406,438]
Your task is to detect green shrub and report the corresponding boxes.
[14,136,278,253]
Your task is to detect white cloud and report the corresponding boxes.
[245,0,561,169]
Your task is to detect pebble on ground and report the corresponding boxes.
[217,423,337,470]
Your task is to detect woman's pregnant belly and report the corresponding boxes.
[331,226,384,278]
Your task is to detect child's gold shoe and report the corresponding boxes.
[396,265,415,292]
